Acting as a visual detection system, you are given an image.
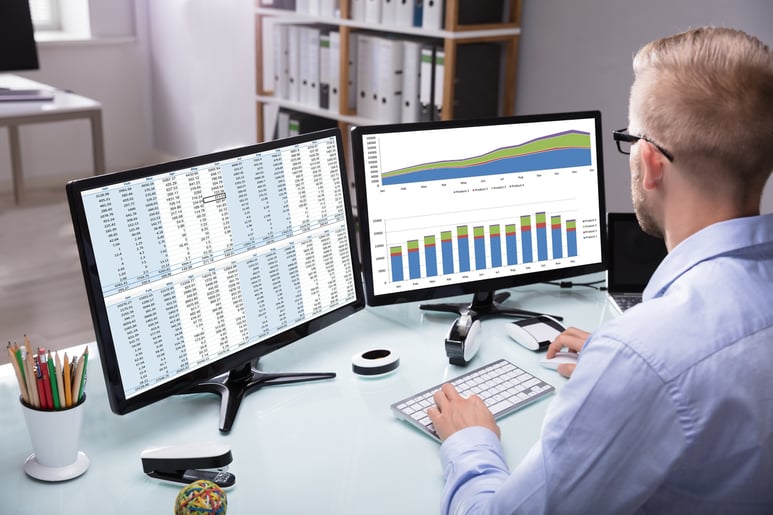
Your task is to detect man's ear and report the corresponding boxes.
[639,140,666,191]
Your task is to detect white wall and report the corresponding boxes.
[0,0,256,193]
[516,0,773,214]
[145,0,256,158]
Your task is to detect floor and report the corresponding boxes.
[0,186,95,365]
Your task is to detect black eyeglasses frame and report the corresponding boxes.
[612,128,674,162]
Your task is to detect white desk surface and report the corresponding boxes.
[0,278,616,514]
[0,74,102,119]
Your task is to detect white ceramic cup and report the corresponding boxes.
[20,396,90,481]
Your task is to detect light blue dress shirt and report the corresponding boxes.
[439,213,773,514]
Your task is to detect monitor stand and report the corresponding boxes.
[419,290,563,321]
[187,363,335,433]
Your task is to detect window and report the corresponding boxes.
[28,0,60,31]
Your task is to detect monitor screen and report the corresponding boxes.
[0,0,40,72]
[351,111,607,318]
[67,128,364,431]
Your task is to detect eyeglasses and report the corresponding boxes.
[612,128,674,162]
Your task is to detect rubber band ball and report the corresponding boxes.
[174,479,227,515]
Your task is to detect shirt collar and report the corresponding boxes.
[643,213,773,300]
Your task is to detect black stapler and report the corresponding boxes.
[141,443,236,488]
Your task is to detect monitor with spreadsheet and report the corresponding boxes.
[350,111,607,318]
[67,128,364,432]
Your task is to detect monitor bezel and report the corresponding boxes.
[0,0,40,73]
[67,128,365,415]
[351,111,608,307]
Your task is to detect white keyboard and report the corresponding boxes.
[391,359,554,441]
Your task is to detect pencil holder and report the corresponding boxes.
[19,395,90,481]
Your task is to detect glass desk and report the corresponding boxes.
[0,279,616,514]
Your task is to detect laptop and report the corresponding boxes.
[606,213,668,313]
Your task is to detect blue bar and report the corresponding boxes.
[408,242,421,279]
[505,225,517,265]
[425,240,437,277]
[441,231,454,274]
[490,234,502,268]
[390,247,404,282]
[458,227,470,272]
[473,227,486,270]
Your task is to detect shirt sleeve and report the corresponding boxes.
[438,335,687,515]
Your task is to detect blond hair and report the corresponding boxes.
[631,27,773,186]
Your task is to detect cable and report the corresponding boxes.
[543,280,607,291]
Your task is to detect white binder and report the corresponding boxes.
[374,37,404,122]
[319,0,337,17]
[272,23,289,98]
[355,33,376,119]
[421,0,442,30]
[381,0,397,25]
[298,27,321,107]
[401,40,421,123]
[394,0,414,27]
[432,48,445,119]
[350,0,366,20]
[419,45,434,121]
[364,0,381,23]
[286,25,301,102]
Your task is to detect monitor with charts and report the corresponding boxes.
[350,111,607,319]
[67,128,364,432]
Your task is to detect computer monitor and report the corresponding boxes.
[350,111,607,319]
[67,128,364,432]
[0,0,40,73]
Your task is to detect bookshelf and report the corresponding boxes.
[255,0,522,141]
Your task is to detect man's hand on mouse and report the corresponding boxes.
[546,327,590,378]
[427,383,501,442]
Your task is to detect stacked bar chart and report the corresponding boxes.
[358,115,604,297]
[387,212,580,283]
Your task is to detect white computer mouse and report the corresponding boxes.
[539,352,578,370]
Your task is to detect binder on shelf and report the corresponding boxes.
[401,40,421,123]
[432,48,445,120]
[452,43,502,119]
[458,0,508,25]
[347,34,358,111]
[356,33,377,119]
[286,25,301,102]
[374,37,404,122]
[329,31,341,112]
[296,0,320,15]
[272,23,290,98]
[412,0,423,27]
[319,0,338,17]
[264,103,280,141]
[319,32,331,109]
[421,0,443,30]
[418,45,434,121]
[277,109,291,139]
[395,0,414,27]
[350,0,366,21]
[381,0,397,25]
[260,0,296,8]
[364,0,381,23]
[298,26,321,107]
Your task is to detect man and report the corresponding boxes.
[427,27,773,513]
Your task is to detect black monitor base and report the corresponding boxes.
[187,363,335,433]
[419,290,563,321]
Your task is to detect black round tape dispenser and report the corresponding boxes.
[352,348,400,376]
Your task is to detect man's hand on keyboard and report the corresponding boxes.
[546,327,590,378]
[427,383,501,442]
